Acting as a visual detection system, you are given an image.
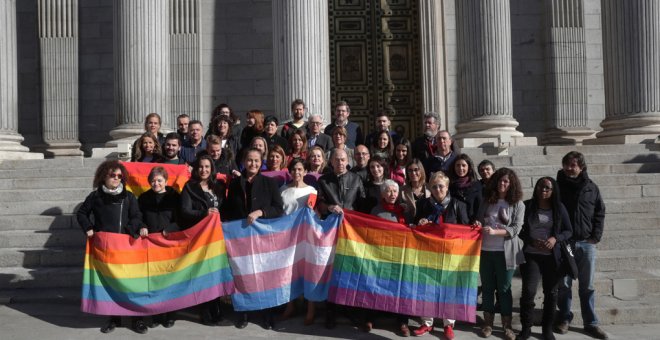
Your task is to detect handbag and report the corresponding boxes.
[559,240,579,279]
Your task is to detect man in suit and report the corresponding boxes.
[307,114,333,151]
[323,101,364,148]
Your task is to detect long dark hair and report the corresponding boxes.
[485,167,523,204]
[450,153,478,182]
[191,154,217,186]
[528,176,563,230]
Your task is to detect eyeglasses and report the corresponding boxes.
[309,122,322,125]
[431,184,446,190]
[108,173,123,179]
[538,185,553,191]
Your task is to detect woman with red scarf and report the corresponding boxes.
[369,179,413,337]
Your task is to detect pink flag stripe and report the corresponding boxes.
[228,242,334,275]
[233,260,332,294]
[224,222,337,257]
[329,286,477,323]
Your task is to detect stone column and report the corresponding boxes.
[542,0,596,145]
[0,0,39,159]
[453,0,531,147]
[170,0,201,121]
[38,0,83,157]
[111,0,170,142]
[419,0,446,126]
[272,0,331,123]
[597,0,660,144]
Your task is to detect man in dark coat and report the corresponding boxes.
[323,101,364,148]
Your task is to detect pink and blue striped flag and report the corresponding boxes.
[222,207,341,311]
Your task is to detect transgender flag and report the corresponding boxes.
[222,207,341,311]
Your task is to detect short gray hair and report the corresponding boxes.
[380,179,400,195]
[308,113,323,122]
[423,112,440,122]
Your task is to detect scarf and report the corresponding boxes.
[427,194,451,224]
[101,183,124,196]
[382,201,407,224]
[453,176,472,190]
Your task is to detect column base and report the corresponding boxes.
[108,124,144,142]
[595,114,660,143]
[541,128,597,145]
[454,118,524,140]
[585,134,658,145]
[0,134,44,159]
[35,142,84,158]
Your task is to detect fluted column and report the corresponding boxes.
[0,0,34,158]
[111,0,170,141]
[38,0,83,157]
[597,0,660,144]
[170,0,201,121]
[419,0,446,124]
[453,0,528,146]
[273,0,331,123]
[543,0,596,145]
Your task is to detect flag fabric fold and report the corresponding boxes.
[328,210,482,323]
[222,207,341,311]
[81,213,234,316]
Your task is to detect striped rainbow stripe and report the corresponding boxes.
[328,210,482,323]
[122,162,190,196]
[81,213,234,316]
[222,207,341,311]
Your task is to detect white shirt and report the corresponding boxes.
[280,185,318,215]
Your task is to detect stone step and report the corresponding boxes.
[0,157,97,170]
[604,214,660,230]
[0,230,86,249]
[0,248,84,268]
[0,177,92,190]
[0,188,90,202]
[597,248,660,272]
[0,200,81,216]
[597,229,660,250]
[0,215,79,231]
[0,266,82,289]
[605,198,660,214]
[0,167,95,179]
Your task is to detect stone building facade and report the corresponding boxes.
[0,0,658,159]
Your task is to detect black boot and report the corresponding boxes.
[132,317,148,334]
[100,316,120,334]
[235,312,248,329]
[162,312,175,328]
[516,327,532,340]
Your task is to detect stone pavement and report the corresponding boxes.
[0,302,652,340]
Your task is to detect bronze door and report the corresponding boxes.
[329,0,422,141]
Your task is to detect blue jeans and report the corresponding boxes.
[557,241,598,326]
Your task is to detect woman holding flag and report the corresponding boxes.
[77,160,144,334]
[412,171,469,339]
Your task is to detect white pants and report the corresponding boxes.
[421,317,455,327]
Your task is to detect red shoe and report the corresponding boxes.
[444,325,455,340]
[413,325,433,336]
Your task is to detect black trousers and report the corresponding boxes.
[519,252,561,328]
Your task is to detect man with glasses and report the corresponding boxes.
[307,114,333,151]
[323,101,364,148]
[351,145,370,181]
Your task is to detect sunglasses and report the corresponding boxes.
[108,173,123,179]
[431,184,446,190]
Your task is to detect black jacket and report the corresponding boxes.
[138,187,181,233]
[263,132,289,151]
[317,171,365,214]
[414,196,470,225]
[180,180,227,229]
[77,188,143,237]
[449,180,483,222]
[520,199,573,266]
[556,170,605,242]
[412,135,435,164]
[221,173,284,221]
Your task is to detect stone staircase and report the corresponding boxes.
[0,145,659,324]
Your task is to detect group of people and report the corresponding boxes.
[78,101,607,340]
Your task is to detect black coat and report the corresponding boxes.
[77,188,143,237]
[411,135,435,164]
[309,133,334,152]
[180,180,226,229]
[449,180,483,222]
[138,187,181,233]
[520,199,573,266]
[556,170,606,242]
[414,196,470,225]
[317,171,365,215]
[221,173,284,221]
[263,132,289,151]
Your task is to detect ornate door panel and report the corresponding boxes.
[329,0,422,140]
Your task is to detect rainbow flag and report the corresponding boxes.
[222,207,341,311]
[81,213,234,316]
[328,210,482,323]
[122,162,190,196]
